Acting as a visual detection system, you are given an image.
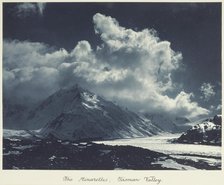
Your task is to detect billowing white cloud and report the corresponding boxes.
[200,82,215,101]
[15,3,46,17]
[3,13,209,118]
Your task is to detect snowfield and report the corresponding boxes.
[94,133,221,169]
[3,129,43,139]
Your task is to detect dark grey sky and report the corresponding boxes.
[3,2,222,119]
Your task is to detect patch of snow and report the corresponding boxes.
[8,138,21,142]
[3,129,31,138]
[170,155,221,166]
[49,155,56,161]
[82,102,95,109]
[3,129,43,139]
[72,143,79,146]
[152,159,197,170]
[33,129,42,133]
[82,92,99,104]
[192,122,215,132]
[129,125,145,137]
[81,92,102,110]
[3,151,22,156]
[13,145,34,150]
[80,142,87,145]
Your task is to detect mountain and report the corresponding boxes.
[3,84,193,141]
[15,85,162,140]
[176,115,221,146]
[143,113,191,133]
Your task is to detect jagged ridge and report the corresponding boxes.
[176,115,221,146]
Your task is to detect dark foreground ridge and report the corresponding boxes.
[3,138,221,170]
[3,138,169,170]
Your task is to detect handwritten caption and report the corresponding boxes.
[63,175,162,184]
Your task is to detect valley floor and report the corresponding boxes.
[94,133,222,170]
[3,131,221,170]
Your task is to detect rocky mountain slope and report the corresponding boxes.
[176,115,221,146]
[6,85,163,140]
[144,113,191,133]
[40,86,164,140]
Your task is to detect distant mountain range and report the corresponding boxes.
[144,113,191,133]
[4,85,193,141]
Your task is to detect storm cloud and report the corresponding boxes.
[3,13,209,118]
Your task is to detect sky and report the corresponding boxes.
[3,2,222,120]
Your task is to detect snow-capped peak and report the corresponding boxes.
[9,84,162,141]
[177,115,222,146]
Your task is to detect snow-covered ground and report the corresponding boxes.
[94,133,221,170]
[3,129,43,139]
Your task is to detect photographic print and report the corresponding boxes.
[2,2,222,171]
